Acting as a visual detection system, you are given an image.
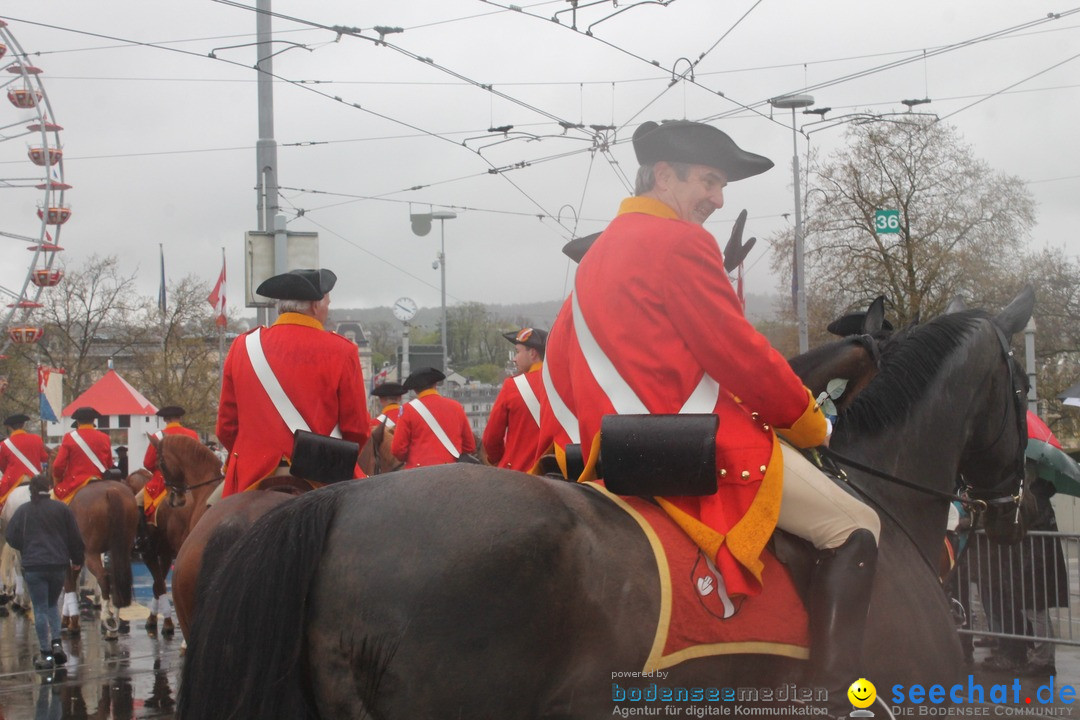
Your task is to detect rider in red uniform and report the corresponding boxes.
[539,119,880,711]
[391,367,475,468]
[141,406,200,523]
[52,407,113,503]
[482,328,547,472]
[0,414,49,508]
[370,382,405,431]
[216,268,370,496]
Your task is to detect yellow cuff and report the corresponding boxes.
[776,388,828,448]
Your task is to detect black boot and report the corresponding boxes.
[34,653,54,671]
[807,529,878,717]
[134,511,151,555]
[50,639,67,665]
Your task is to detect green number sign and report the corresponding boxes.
[875,210,900,234]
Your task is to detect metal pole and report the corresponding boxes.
[791,107,808,354]
[255,0,278,328]
[401,325,411,378]
[1025,317,1038,415]
[273,214,288,322]
[439,218,448,374]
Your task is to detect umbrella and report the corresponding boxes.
[1057,380,1080,408]
[1025,438,1080,498]
[1027,410,1062,449]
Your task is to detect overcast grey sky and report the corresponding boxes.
[2,1,1078,323]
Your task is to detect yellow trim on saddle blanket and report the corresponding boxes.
[583,481,808,672]
[654,437,784,589]
[145,487,167,521]
[51,476,94,504]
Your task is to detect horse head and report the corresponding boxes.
[370,423,402,475]
[959,286,1034,545]
[158,435,222,509]
[790,295,894,415]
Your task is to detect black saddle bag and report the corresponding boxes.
[290,430,360,484]
[600,414,718,497]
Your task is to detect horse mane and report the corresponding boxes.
[836,310,990,436]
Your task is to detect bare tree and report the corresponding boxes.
[125,274,224,436]
[769,115,1035,341]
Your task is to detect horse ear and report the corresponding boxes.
[944,295,967,314]
[994,285,1035,338]
[863,295,887,335]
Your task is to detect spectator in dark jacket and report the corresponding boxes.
[5,473,84,670]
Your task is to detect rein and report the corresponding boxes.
[158,439,224,495]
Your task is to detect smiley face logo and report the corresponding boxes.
[847,678,876,709]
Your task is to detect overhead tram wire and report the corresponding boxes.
[701,7,1080,124]
[937,48,1080,121]
[6,14,581,238]
[476,0,790,133]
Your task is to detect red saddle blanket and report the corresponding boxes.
[585,482,809,671]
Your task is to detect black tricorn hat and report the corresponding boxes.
[256,268,337,301]
[403,367,445,391]
[70,406,100,424]
[371,382,406,398]
[561,232,602,264]
[156,405,186,419]
[502,327,548,351]
[826,312,895,338]
[3,413,30,427]
[632,120,774,182]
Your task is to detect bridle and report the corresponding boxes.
[158,439,224,503]
[817,317,1027,573]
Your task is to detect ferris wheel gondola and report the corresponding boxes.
[0,17,69,356]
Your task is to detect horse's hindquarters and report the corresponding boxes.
[305,469,661,717]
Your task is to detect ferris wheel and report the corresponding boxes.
[0,17,68,358]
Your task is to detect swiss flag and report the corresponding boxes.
[207,259,226,328]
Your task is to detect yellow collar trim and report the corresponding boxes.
[617,196,680,221]
[76,423,95,430]
[381,403,400,413]
[273,312,324,331]
[527,361,543,373]
[165,421,182,429]
[9,429,26,437]
[418,389,439,398]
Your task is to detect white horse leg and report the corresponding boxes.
[63,591,79,617]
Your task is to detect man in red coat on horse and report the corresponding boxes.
[540,119,880,711]
[482,328,547,472]
[392,367,475,468]
[52,406,113,503]
[141,405,200,523]
[0,413,49,509]
[216,268,371,496]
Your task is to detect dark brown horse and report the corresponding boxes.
[171,428,396,638]
[66,480,139,639]
[128,436,223,636]
[178,289,1034,719]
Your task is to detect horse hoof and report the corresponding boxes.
[118,620,130,634]
[145,614,158,632]
[162,619,175,637]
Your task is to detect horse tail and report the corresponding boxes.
[177,489,343,720]
[107,487,134,607]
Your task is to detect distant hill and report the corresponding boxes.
[332,293,779,334]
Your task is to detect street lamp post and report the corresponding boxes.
[769,93,815,354]
[431,210,457,373]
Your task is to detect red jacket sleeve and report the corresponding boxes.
[52,441,70,481]
[216,335,242,451]
[143,442,158,473]
[391,407,412,462]
[482,381,512,464]
[336,348,371,449]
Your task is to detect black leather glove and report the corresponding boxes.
[722,209,756,273]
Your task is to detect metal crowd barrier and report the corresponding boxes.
[953,530,1080,646]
